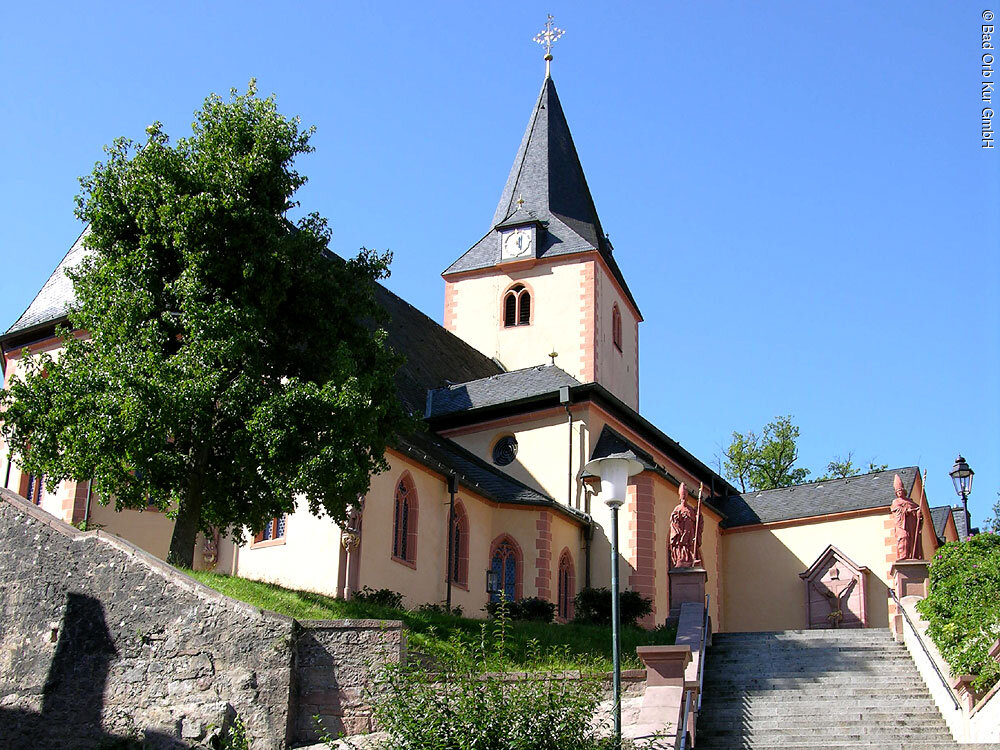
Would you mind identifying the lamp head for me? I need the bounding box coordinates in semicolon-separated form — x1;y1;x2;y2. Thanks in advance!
583;451;644;509
949;455;974;498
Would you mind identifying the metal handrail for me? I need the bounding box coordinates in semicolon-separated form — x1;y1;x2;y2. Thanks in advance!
679;595;710;750
677;686;692;750
697;594;710;711
889;587;960;711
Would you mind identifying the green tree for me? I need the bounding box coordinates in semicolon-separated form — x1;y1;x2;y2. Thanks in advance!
986;492;1000;534
723;415;810;492
817;453;888;480
1;82;410;566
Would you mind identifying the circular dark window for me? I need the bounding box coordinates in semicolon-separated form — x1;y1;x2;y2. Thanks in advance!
492;436;518;466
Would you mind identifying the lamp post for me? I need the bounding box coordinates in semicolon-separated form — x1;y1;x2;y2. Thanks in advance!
949;455;975;538
582;451;644;748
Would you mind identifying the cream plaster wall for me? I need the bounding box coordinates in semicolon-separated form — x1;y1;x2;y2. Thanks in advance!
444;259;588;379
234;501;345;597
87;501;177;561
446;409;591;510
721;512;892;632
594;263;639;409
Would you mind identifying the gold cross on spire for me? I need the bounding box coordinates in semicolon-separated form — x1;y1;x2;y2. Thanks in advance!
533;14;565;78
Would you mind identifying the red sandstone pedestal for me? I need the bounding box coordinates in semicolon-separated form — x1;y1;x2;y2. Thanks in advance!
891;559;930;599
669;567;707;619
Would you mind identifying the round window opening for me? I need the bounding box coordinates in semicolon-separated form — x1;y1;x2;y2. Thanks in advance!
492;436;518;466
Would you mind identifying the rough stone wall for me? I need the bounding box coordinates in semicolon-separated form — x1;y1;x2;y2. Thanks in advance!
0;489;405;749
295;620;405;742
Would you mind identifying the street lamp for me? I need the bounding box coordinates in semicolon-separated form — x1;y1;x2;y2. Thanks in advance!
583;450;644;748
949;455;974;537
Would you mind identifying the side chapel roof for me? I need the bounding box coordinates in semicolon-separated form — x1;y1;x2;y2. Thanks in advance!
928;505;954;544
442;77;640;316
715;467;920;529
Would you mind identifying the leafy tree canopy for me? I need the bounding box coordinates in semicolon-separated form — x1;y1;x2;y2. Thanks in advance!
723;415;810;492
1;81;411;566
817;451;888;481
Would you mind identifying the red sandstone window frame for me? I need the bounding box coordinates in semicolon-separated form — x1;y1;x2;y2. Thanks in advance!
501;283;533;328
252;515;288;548
449;500;470;589
557;548;575;621
23;473;44;505
612;304;623;353
488;533;523;602
391;472;418;568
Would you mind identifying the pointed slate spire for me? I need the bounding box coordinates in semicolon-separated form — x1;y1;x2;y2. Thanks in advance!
445;77;639;315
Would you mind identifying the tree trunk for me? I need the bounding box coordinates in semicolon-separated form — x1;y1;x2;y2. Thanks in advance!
166;445;208;567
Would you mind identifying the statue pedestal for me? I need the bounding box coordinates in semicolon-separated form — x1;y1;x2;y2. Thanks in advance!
891;559;930;599
669;567;707;619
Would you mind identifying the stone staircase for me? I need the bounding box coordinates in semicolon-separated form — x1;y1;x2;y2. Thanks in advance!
696;629;1000;750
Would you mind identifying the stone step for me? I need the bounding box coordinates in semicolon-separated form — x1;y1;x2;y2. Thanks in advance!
699;715;948;730
702;685;928;708
704;677;930;688
694;744;988;750
697;726;953;739
698;705;941;718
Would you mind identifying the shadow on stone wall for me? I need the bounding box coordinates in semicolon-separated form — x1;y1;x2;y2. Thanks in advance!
0;592;182;749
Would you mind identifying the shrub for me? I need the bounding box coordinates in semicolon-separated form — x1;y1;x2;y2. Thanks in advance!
417;602;464;617
486;596;556;623
917;533;1000;692
362;608;641;749
352;586;403;609
573;587;653;628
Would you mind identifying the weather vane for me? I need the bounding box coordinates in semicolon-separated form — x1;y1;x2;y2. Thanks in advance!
533;14;565;77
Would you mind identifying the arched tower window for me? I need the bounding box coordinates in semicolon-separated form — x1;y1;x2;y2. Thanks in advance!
449;501;470;586
502;284;532;328
489;535;522;602
612;304;623;352
392;473;418;565
557;549;575;620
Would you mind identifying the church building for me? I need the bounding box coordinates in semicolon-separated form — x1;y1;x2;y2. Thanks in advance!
0;67;966;634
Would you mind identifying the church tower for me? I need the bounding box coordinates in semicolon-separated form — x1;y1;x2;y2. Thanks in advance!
442;74;642;410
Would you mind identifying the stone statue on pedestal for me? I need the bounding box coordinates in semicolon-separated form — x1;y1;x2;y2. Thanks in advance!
891;474;923;560
669;482;702;569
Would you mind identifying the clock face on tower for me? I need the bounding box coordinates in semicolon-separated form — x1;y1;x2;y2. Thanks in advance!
500;227;534;260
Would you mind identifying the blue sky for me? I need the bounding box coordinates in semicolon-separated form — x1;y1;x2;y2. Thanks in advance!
1;2;997;525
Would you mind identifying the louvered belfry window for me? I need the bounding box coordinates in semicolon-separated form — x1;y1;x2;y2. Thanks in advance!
503;284;531;327
612;304;623;352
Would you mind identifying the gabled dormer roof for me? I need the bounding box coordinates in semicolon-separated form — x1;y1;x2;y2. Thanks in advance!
443;76;640;316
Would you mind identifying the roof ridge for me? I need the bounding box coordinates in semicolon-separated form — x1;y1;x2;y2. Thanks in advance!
738;466;918;497
433;363;577;391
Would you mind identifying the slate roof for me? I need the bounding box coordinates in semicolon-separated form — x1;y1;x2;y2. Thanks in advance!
715;467;919;529
372;284;502;415
6;228;89;336
395;429;586;523
426;364;579;418
589;425;668;479
952;506;971;541
0;229;503;417
443;77;640;316
929;505;953;543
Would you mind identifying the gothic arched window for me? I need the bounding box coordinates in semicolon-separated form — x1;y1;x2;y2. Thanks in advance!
557;549;575;620
612;304;623;352
449;501;469;586
489;536;521;602
392;473;418;565
503;284;532;328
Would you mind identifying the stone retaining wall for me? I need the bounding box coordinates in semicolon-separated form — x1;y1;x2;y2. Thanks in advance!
295;620;405;742
0;489;404;749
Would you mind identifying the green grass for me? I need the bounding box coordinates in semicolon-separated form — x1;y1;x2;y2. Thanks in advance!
187;570;675;672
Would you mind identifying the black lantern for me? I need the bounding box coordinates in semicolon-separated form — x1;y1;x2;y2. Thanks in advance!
486;569;500;598
949;455;974;499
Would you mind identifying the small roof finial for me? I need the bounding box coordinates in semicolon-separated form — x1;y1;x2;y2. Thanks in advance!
533;14;565;78
549;350;558;365
516;194;525;208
